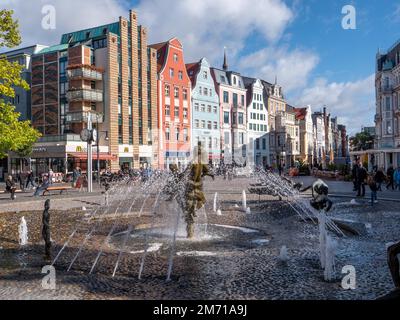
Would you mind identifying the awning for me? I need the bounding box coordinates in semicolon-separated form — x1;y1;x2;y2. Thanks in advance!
68;152;117;161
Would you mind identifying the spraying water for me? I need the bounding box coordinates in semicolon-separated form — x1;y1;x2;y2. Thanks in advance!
18;217;28;246
213;192;218;212
242;190;247;212
278;245;289;262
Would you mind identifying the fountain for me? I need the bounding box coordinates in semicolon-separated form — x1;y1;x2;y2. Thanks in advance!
18;217;28;246
213;192;218;213
242;190;247;212
278;245;289;262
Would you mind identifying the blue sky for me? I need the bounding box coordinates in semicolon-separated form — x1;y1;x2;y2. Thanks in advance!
4;0;400;134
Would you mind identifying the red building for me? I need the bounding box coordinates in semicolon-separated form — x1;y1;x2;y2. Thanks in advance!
150;38;191;169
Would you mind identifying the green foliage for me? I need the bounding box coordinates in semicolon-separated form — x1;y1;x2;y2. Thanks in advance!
0;9;41;159
350;131;374;151
327;163;337;172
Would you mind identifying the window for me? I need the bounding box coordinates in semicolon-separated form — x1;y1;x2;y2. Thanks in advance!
213;106;217;114
239;132;244;145
241;95;245;106
209;89;212;96
183;107;188;119
204;87;208;96
238;112;244;125
165;127;170;140
214;138;218;148
233;76;237;85
207;105;212;113
174;87;179;98
386;97;391;111
178;71;183;80
223;91;229;103
203;71;207;79
262;139;266;150
195;119;199;128
201;120;206;128
173;53;178;62
174;106;179;117
170;68;174;78
232;112;237;125
224;112;230;124
199;86;202;94
183;89;188;100
207;121;212;130
224;132;230;144
387;120;392;134
213;121;218;130
233;93;238;107
165;105;170;116
165;85;170;97
183;128;188;141
176;127;180;141
253;102;256;110
208;137;212;149
194;103;199;111
256;139;260;150
201;104;206;112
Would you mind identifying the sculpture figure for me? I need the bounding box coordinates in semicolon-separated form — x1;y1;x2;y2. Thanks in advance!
42;199;51;260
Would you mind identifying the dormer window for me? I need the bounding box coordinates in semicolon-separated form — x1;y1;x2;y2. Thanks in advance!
233;76;237;85
203;71;208;79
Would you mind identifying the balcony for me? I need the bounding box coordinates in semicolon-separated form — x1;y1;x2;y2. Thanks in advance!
66;89;103;102
67;64;103;81
67;68;103;81
381;85;393;94
65;111;104;124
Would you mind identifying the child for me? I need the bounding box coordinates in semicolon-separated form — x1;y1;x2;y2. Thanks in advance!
367;175;378;206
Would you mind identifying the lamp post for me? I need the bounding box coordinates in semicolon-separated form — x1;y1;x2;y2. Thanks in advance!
96;129;109;184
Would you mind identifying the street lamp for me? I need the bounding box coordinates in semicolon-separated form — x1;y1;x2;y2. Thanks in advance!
96;130;109;184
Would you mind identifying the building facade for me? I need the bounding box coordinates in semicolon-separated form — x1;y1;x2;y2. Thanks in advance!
9;10;158;175
294;105;314;164
375;42;400;169
186;58;220;165
211;53;247;165
312;111;326;167
150;38;192;169
243;77;269;167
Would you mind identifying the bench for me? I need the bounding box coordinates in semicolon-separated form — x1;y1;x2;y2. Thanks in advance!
42;185;73;196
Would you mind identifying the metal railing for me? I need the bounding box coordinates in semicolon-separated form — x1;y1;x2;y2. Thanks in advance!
66;89;103;102
67;68;103;81
38;134;82;143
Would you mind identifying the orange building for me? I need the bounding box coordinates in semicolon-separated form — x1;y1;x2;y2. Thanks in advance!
150;38;192;169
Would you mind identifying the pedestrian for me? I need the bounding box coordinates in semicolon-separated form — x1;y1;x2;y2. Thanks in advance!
25;170;36;189
18;171;26;191
352;162;359;191
72;167;81;187
374;167;386;191
387;166;395;190
394;167;400;191
367;175;378;206
356;165;367;197
34;176;50;197
48;169;54;185
278;163;282;176
5;175;17;200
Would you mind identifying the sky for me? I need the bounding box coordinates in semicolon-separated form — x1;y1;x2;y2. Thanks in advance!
3;0;400;135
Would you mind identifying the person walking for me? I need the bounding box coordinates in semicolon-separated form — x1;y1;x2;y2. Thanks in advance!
356;165;367;197
18;172;26;192
34;176;50;197
352;162;360;191
374;167;386;191
72;167;81;187
48;169;54;185
394;166;400;191
25;170;36;189
387;166;395;190
367;175;378;206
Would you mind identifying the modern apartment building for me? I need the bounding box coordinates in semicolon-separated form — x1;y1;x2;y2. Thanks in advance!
186;58;220;165
375;42;400;169
243;77;269;167
150;38;192;169
1;45;49;179
10;10;158;175
211;52;247;165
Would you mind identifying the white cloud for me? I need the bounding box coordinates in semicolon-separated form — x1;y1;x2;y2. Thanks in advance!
238;46;319;92
136;0;294;64
2;0;127;48
294;74;376;135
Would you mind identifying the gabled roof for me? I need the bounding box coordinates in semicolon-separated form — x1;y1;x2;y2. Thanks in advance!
185;61;200;86
211;67;246;89
149;41;168;73
37;44;69;54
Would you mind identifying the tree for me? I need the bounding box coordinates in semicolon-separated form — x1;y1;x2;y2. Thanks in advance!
0;9;41;159
349;131;374;151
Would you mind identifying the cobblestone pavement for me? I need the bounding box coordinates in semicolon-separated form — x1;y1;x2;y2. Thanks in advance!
0;176;399;300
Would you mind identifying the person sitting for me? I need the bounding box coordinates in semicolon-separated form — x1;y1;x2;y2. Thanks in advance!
33;176;50;197
5;175;17;200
